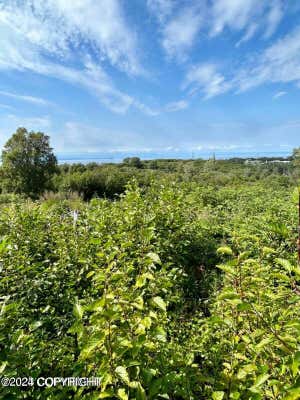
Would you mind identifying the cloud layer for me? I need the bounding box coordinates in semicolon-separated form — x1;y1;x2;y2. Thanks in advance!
0;0;147;113
183;26;300;100
0;0;295;111
0;0;299;153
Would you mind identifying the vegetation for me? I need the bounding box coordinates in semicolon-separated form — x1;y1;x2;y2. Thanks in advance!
1;128;57;198
0;130;299;399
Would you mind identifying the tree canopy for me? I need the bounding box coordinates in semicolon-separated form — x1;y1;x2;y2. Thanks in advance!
1;127;57;197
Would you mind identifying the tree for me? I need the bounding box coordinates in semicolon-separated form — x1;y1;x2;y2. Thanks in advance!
1;127;57;197
292;147;300;170
123;157;143;168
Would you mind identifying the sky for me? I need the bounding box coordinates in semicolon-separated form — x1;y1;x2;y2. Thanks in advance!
0;0;300;155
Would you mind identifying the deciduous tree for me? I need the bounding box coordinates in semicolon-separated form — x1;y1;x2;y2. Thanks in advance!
1;127;57;197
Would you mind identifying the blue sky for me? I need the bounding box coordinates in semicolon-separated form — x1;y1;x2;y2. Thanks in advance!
0;0;300;154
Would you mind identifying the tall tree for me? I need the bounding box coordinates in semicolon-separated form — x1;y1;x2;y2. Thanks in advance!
292;147;300;170
1;127;57;197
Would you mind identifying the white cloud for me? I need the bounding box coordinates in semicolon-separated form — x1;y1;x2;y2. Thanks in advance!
134;101;160;116
0;0;141;75
264;0;284;38
235;23;258;47
211;0;262;36
7;114;52;129
165;100;188;112
147;0;174;22
161;5;204;59
0;45;134;113
235;26;300;92
183;26;300;100
149;1;285;60
210;0;284;42
0;1;159;114
183;63;231;99
273;91;287;99
0;90;52;106
0;103;14;110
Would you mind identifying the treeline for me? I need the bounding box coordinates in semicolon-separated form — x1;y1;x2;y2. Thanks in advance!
0;128;299;201
52;158;294;201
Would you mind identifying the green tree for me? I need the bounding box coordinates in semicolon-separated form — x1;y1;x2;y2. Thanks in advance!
123;156;143;168
292;147;300;169
1;127;57;197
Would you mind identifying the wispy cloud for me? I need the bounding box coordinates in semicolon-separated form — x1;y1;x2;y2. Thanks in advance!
235;23;258;47
165;100;188;112
183;63;231;99
134;101;160;116
147;0;174;23
235;26;300;92
0;0;297;123
147;1;204;60
0;1;159;114
0;90;52;106
0;0;141;75
184;25;300;100
0;103;14;110
210;0;284;42
273;91;287;99
7;114;52;129
264;0;284;38
149;0;285;61
162;5;203;59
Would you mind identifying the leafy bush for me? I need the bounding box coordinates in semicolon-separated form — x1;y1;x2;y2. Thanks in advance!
0;180;299;399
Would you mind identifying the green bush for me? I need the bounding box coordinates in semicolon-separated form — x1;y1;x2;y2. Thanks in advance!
0;180;299;399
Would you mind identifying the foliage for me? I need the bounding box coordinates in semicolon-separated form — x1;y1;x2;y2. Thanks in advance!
0;161;299;399
123;157;143;169
1;128;57;198
198;246;300;399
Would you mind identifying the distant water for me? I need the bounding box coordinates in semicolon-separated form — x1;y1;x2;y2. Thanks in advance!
56;150;292;164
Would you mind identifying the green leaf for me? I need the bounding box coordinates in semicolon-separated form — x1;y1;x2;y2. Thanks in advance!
237;302;251;311
0;361;7;374
80;333;105;359
237;364;257;379
132;296;144;310
147;252;161;264
212;392;224;400
73;302;84;320
30;320;43;331
99;389;115;398
217;246;233;256
283;387;300;400
130;382;146;400
142;368;156;385
217;265;235;274
115;366;130;385
86;270;95;278
154;326;167;342
218;291;240;301
152;296;166;311
256;337;273;350
141;316;152;328
135;275;147;288
250;374;270;392
275;258;293;272
117;388;128;400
